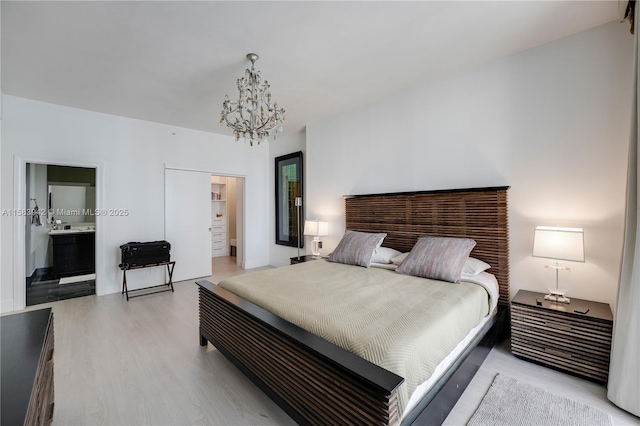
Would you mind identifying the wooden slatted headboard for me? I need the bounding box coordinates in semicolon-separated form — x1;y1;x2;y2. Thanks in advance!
345;186;510;307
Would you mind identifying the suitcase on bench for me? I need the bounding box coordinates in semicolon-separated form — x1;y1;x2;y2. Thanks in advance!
119;240;171;269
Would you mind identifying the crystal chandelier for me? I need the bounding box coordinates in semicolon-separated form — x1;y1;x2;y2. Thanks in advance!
221;53;285;146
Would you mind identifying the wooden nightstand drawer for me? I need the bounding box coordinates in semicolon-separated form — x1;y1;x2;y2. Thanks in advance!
511;290;613;383
512;306;612;351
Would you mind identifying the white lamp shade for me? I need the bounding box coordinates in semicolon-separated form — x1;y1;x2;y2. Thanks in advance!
304;220;329;237
533;226;585;262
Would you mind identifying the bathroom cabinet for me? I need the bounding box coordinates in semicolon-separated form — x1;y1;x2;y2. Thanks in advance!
50;232;95;277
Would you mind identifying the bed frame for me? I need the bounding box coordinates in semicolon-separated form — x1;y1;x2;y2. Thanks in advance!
197;186;509;425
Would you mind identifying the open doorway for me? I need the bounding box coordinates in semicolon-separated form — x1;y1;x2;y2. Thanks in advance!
210;175;244;268
164;168;245;283
25;164;97;306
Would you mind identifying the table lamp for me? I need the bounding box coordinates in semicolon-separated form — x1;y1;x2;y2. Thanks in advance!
304;220;329;258
295;197;302;258
532;226;585;303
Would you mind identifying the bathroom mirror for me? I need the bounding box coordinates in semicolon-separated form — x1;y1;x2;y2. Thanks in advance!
275;151;303;247
48;184;95;225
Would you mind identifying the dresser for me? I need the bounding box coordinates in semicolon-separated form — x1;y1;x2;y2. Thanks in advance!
211;176;229;258
211;216;228;258
1;308;55;425
511;289;613;383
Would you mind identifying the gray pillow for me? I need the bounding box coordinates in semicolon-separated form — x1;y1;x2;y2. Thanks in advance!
328;230;387;268
396;236;476;283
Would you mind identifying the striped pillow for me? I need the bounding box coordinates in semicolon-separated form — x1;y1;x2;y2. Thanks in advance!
396;236;476;283
328;230;387;268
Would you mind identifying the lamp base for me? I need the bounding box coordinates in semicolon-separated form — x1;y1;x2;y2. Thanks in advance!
311;237;322;258
544;293;570;304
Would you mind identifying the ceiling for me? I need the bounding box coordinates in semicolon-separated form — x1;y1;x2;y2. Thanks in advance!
1;1;619;137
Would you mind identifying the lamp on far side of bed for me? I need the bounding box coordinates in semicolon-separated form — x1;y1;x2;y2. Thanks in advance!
532;226;585;304
304;220;329;258
295;197;302;257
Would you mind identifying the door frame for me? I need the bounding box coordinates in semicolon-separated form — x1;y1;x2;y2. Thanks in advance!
164;165;247;269
13;155;104;311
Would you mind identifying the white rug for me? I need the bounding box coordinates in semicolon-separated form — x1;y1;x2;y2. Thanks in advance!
467;374;612;426
59;273;96;284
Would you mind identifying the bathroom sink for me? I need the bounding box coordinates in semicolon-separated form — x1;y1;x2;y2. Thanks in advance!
48;228;95;235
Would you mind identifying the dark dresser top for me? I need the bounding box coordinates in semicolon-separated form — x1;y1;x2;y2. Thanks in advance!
512;289;613;323
1;308;52;426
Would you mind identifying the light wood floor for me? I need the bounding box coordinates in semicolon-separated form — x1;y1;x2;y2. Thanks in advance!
13;257;639;425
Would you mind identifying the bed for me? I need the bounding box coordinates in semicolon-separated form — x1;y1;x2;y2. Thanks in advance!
197;186;509;425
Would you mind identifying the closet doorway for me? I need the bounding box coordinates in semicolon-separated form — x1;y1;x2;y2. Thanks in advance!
210;175;244;267
164;167;245;283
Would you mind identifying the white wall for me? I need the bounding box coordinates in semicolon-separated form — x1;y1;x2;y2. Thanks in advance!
1;95;270;312
26;163;49;275
306;21;633;311
269;129;307;266
227;177;237;240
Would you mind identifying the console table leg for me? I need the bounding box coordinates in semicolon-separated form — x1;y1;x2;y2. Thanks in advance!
200;334;208;347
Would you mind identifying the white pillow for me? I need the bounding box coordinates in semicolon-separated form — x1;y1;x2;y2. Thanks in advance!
370;262;398;271
390;252;409;265
462;257;491;275
392;252;490;275
371;247;402;264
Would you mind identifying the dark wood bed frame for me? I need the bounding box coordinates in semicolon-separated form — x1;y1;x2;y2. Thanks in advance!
197;186;510;425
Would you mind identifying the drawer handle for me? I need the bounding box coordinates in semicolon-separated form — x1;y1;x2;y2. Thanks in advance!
544;321;572;332
544;347;572;359
213;248;222;252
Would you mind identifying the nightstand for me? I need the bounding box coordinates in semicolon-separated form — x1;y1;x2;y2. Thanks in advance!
290;255;325;265
511;289;613;383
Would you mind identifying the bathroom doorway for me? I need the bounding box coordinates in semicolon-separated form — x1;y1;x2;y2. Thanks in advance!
25;164;97;306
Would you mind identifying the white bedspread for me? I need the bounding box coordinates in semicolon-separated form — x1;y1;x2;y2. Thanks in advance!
218;260;494;416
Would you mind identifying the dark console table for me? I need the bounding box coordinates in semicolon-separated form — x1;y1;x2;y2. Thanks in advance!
1;308;55;425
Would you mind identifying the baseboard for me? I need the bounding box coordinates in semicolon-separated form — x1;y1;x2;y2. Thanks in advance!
1;299;14;314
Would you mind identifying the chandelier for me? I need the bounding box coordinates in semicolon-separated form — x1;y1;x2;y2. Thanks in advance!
221;53;285;146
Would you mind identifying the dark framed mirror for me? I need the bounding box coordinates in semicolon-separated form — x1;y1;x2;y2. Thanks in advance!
275;151;303;247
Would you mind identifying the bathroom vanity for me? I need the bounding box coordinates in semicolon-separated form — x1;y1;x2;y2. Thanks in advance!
49;229;95;277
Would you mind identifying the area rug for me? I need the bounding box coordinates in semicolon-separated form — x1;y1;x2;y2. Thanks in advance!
467;374;612;426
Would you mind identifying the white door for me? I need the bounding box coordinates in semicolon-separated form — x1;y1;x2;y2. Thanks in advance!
165;169;212;282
